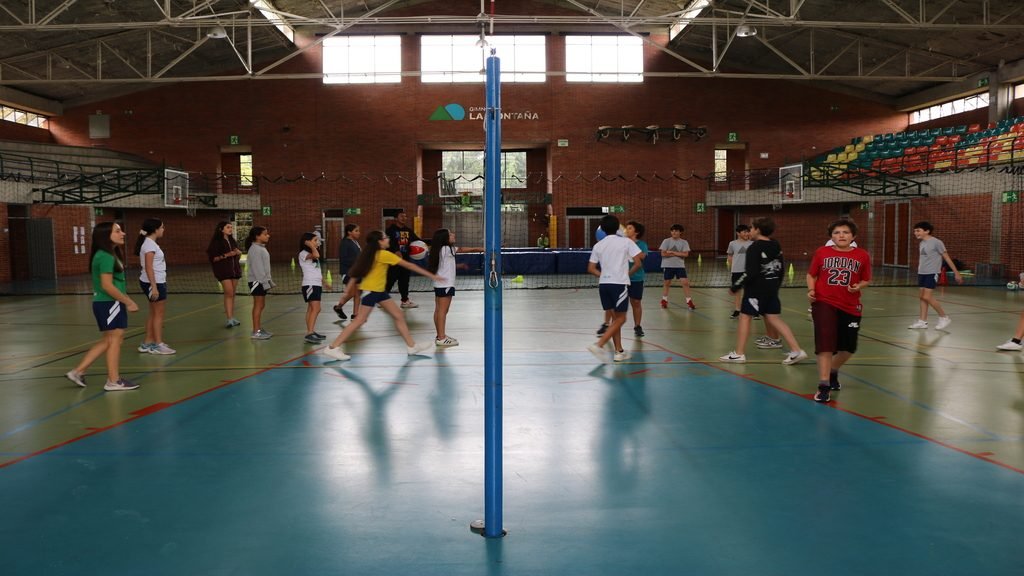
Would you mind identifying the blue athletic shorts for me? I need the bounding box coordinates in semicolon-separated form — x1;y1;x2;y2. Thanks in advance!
302;285;322;302
93;301;128;331
599;284;630;313
139;281;167;302
435;287;455;298
628;280;644;300
361;291;391;307
917;273;938;289
248;281;268;297
663;268;688;280
741;294;781;316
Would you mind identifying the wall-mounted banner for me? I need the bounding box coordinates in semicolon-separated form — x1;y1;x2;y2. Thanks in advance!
429;103;539;121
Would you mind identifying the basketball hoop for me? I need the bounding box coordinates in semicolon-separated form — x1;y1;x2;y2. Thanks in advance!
185;195;198;217
164;169;189;208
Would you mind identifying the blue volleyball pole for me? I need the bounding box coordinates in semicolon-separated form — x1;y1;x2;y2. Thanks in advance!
482;48;504;538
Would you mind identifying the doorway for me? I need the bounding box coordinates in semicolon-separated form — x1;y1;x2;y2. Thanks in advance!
322;212;347;261
883;202;911;267
566;217;603;249
716;208;736;255
27;218;56;280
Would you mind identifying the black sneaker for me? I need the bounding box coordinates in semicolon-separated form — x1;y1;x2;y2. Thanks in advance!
333;305;348;320
829;379;842;391
814;384;831;403
730;310;740;319
596;323;609;336
634;326;645;337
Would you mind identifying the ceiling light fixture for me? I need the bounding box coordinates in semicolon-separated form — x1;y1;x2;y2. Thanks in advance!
736;24;757;38
206;26;227;39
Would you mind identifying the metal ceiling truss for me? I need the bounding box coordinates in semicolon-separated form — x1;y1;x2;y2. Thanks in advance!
0;0;1021;91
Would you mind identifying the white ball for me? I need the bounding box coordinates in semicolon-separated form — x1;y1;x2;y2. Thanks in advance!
408;240;428;261
1007;282;1018;291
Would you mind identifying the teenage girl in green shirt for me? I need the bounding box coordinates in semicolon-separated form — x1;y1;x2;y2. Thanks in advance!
65;222;140;391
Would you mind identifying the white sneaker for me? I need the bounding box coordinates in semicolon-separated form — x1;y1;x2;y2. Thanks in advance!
323;346;351;362
719;351;746;363
588;343;611;363
408;341;433;356
148;343;176;355
251;330;273;340
400;300;419;309
65;370;87;388
104;378;139;391
996;340;1023;351
137;342;154;353
756;338;783;349
908;320;928;329
613;350;632;362
935;316;952;331
435;336;460;347
782;349;808;365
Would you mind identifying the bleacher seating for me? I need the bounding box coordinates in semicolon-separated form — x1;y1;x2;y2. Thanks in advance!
810;115;1024;177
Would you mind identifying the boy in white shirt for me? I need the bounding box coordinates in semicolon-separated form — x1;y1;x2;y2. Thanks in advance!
588;215;643;363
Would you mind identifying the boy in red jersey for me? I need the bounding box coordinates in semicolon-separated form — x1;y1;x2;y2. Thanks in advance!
806;219;872;403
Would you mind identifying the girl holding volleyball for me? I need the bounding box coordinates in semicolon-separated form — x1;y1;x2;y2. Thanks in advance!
323;230;442;362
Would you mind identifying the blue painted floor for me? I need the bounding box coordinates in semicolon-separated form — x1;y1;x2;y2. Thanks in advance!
1;288;1023;575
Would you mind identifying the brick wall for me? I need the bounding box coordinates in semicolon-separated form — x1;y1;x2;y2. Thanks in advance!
22;28;920;270
0;122;52;144
906;194;994;272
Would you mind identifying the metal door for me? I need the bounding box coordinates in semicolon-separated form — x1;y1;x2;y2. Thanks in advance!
27;218;56;280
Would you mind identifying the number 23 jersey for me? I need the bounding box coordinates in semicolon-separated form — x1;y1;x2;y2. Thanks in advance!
809;245;872;315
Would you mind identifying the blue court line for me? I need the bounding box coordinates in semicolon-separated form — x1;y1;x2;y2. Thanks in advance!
0;391;108;440
0;334;231;442
636;338;1024;474
838;371;1006;441
0;304;304;442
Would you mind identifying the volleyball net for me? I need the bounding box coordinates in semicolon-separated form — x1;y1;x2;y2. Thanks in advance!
7;164;1024;295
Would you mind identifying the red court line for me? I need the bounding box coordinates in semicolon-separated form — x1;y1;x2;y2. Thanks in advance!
639;340;1024;476
0;349;321;470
